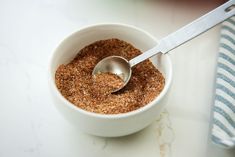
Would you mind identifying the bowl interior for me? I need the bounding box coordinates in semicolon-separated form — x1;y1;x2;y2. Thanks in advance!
50;24;172;116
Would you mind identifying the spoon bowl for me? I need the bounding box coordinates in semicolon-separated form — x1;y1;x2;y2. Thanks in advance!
92;56;131;92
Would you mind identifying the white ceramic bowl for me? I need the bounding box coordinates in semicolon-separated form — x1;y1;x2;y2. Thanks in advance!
49;23;172;137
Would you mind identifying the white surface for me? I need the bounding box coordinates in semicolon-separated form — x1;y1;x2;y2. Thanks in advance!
0;0;234;157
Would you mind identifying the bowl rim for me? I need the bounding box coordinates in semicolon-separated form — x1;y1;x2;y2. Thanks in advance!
49;23;173;119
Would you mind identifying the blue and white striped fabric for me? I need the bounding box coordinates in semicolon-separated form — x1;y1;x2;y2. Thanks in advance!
211;16;235;148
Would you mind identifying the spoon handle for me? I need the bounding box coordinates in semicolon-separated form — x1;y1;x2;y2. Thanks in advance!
129;0;235;67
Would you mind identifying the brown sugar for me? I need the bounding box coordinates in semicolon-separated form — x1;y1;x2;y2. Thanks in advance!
55;38;165;114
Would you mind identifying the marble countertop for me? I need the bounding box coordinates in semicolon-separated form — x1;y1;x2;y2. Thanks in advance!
0;0;234;156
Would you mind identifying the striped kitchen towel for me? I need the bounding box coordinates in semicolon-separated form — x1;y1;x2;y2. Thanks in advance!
211;16;235;148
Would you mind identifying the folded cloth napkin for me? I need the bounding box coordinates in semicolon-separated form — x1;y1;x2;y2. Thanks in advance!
211;16;235;148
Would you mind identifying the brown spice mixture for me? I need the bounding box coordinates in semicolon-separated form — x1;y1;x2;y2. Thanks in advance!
55;38;165;114
93;72;124;95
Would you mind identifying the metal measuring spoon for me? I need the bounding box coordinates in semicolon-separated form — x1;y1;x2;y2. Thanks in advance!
93;0;235;93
